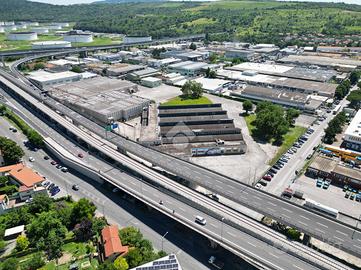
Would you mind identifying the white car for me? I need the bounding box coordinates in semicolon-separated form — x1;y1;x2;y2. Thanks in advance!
195;215;207;225
255;183;262;189
29;157;35;162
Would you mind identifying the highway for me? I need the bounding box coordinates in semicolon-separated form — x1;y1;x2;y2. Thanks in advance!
0;70;354;270
5;53;361;260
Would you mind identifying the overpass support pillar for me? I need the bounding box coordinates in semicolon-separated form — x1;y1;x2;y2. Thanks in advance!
302;234;311;246
209;239;218;249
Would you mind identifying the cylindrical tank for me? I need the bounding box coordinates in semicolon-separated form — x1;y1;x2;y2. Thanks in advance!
7;31;38;41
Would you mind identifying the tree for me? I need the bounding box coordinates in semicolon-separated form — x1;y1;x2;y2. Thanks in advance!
113;256;129;270
347;90;361;110
71;198;96;225
2;258;18;270
71;65;82;73
28;194;53;214
33;63;45;70
98;261;116;270
92;216;108;236
27;130;43;148
119;227;143;247
16;235;29;251
0;136;24;165
209;53;218;64
323;112;347;143
242;100;253;114
45;229;64;259
189;43;196;50
180;81;203;99
74;218;93;242
21;252;45;270
286;108;300;126
125;248;143;269
286;227;301;241
350;70;361;85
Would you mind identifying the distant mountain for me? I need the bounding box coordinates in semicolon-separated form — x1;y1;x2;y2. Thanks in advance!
97;0;165;3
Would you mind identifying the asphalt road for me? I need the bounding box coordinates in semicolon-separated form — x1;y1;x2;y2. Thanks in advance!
0;84;338;270
8;71;359;258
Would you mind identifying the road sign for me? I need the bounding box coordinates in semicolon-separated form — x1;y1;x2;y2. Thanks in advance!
105;125;112;131
112;123;118;129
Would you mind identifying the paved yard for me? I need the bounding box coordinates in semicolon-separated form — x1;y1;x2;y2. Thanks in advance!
135;84;182;103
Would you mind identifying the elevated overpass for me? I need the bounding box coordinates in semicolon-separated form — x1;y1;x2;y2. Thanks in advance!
0;69;354;270
6;53;361;259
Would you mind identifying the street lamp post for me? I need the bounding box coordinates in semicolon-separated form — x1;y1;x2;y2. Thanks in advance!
161;231;169;251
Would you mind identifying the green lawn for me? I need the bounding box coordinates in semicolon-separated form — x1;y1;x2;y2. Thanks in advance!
244;114;306;165
161;96;212;106
62;242;88;257
269;126;307;165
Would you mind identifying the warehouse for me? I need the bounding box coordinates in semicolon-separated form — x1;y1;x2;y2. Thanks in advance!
31;41;71;49
343;110;361;151
278;55;361;70
140;77;162;88
123;36;152;44
147;58;181;68
31;27;49;34
224;49;255;61
106;64;145;77
64;32;93;43
167;61;211;76
217;69;336;98
306;155;361;189
231;86;322;112
127;67;159;81
228;62;337;82
7;31;37;41
175;77;231;94
28;70;82;89
47;77;149;122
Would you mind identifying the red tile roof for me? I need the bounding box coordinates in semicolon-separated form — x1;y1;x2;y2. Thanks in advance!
101;225;128;258
0;163;44;188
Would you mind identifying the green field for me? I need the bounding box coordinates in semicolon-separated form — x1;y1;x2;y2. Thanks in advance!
0;33;122;51
244;114;306;165
161;96;212;106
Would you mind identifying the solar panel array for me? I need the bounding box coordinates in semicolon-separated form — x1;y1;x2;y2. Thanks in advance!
135;255;180;270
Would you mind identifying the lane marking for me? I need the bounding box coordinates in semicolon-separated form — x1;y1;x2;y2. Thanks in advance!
336;230;348;237
179;207;186;212
292;264;303;270
227;231;237;237
282;207;293;213
269;253;279;258
266;207;275;212
334;236;344;242
283;214;291;219
299;221;308;226
315;228;325;233
353;244;361;249
267;201;277;207
253;195;262;201
210;223;218;228
247;241;257;248
300;215;310;220
316;222;328;228
227;184;233;189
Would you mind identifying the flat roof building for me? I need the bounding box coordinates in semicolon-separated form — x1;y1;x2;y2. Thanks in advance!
127;67;160;81
106;64;145;77
140;77;162;88
48;77;149;122
28;70;82;89
168;61;210;76
343;110;361;151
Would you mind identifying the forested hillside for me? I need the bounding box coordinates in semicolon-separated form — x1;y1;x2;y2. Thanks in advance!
0;0;360;44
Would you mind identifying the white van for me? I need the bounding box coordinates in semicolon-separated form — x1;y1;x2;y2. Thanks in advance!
195;215;207;225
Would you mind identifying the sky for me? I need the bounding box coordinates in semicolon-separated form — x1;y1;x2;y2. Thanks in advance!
29;0;361;4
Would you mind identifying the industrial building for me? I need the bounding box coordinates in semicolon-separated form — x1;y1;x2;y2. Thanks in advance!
106;64;145;77
28;70;82;89
7;31;38;41
158;104;246;155
224;49;255;61
160;50;209;61
167;61;213;76
123;36;152;44
278;55;361;70
64;32;93;43
147;57;181;68
47;77;148;123
228;62;337;82
31;40;72;49
175;77;231;94
163;73;186;85
31;27;49;34
217;69;337;98
306;155;361;189
232;86;323;112
127;67;159;81
140;77;162;88
343;110;361;151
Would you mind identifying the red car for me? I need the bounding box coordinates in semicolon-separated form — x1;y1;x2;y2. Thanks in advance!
262;175;272;181
50;160;57;165
78;153;84;158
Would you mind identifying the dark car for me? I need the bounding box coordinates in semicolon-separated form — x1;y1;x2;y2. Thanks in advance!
51;160;57;165
72;184;79;191
44;155;50;160
47;183;55;190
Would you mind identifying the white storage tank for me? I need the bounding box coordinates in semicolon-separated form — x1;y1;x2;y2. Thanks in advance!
7;31;38;41
64;33;93;43
123;36;152;44
4;21;15;26
47;25;62;30
32;41;72;49
32;28;49;34
56;22;70;27
4;25;17;31
0;27;4;33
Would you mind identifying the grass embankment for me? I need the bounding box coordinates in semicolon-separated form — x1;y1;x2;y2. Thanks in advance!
162;95;212;106
244;114;306;165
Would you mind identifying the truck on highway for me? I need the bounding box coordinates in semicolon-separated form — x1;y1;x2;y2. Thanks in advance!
208;256;224;269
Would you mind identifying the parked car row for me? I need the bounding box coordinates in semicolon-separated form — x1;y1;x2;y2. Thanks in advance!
316;178;331;189
343;185;361;202
42;180;60;196
48;156;68;172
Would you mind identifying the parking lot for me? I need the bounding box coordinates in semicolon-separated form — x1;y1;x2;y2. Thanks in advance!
290;175;361;219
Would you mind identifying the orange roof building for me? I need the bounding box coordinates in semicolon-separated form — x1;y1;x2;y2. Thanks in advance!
0;163;44;188
100;225;128;261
